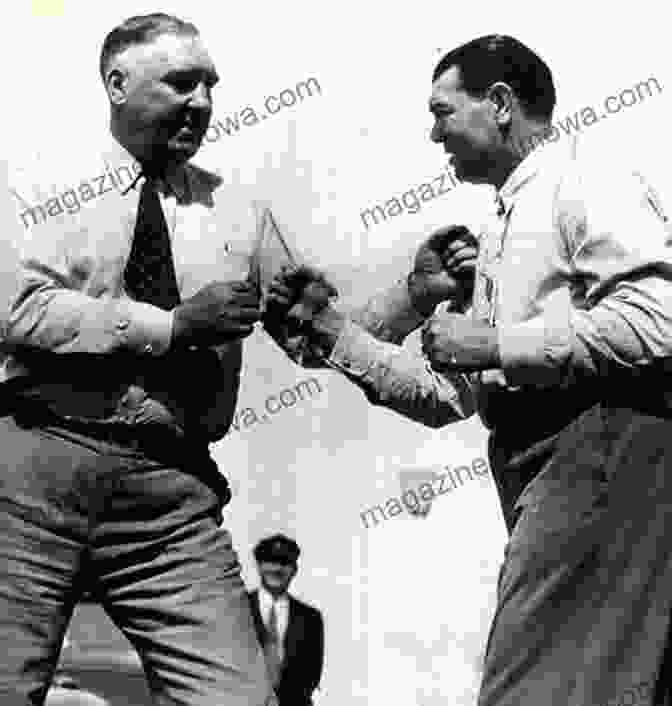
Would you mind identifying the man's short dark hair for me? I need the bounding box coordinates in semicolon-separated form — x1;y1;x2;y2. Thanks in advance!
100;13;199;81
254;534;300;565
432;34;556;121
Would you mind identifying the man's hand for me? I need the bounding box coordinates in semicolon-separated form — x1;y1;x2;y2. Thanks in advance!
263;265;339;365
265;265;338;321
409;225;478;316
421;312;500;372
171;280;261;348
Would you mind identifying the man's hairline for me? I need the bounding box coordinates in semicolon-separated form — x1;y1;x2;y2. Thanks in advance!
101;26;201;82
432;61;551;121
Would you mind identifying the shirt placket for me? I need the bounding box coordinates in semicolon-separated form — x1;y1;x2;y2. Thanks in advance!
473;198;510;326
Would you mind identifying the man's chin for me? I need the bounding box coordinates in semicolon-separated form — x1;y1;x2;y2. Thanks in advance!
167;139;203;162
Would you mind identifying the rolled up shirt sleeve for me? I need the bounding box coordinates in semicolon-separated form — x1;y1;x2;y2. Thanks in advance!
499;166;672;387
5;262;173;357
4;215;173;357
327;279;475;427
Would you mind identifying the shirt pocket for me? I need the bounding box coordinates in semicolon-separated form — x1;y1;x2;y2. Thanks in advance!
173;203;256;297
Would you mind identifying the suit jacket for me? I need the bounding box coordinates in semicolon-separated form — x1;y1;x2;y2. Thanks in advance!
247;590;324;706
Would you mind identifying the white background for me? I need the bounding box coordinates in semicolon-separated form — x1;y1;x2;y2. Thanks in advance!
1;1;671;704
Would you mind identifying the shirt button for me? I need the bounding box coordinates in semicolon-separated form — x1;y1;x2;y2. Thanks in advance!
144;344;153;353
117;319;129;331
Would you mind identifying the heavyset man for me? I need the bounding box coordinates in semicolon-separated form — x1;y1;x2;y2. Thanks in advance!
1;13;274;706
266;35;672;705
0;11;477;705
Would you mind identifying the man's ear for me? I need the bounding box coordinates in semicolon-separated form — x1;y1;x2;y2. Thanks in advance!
486;82;515;127
106;68;128;106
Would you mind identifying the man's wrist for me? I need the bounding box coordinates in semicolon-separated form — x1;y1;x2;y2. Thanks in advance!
406;272;439;318
310;306;346;356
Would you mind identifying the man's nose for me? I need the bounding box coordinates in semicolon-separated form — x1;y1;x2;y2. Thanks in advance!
189;82;212;111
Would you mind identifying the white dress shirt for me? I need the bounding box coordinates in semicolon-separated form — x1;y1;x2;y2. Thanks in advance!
258;587;289;657
326;135;672;430
3;134;261;441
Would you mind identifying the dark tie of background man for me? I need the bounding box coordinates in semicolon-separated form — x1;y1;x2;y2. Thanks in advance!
124;176;181;311
264;600;283;690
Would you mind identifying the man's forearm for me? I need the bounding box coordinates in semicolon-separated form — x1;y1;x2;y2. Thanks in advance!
316;313;474;427
5;284;173;356
499;276;672;388
349;278;431;344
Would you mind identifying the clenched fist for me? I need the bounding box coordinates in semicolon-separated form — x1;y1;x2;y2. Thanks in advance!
263;265;339;365
265;265;338;321
171;280;261;348
421;312;500;373
408;225;478;316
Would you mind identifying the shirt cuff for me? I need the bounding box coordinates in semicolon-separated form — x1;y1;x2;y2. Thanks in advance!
328;318;382;377
121;300;174;356
498;310;573;387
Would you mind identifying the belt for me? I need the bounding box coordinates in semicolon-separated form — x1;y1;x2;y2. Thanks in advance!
8;393;204;464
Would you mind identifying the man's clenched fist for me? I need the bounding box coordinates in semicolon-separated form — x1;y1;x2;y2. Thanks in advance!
171;280;261;348
408;225;478;316
265;265;338;322
421;312;500;372
262;265;339;365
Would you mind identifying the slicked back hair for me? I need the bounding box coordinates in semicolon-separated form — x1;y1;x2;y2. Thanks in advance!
100;13;199;82
433;35;556;121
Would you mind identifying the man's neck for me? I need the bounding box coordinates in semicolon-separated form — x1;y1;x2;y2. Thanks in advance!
261;586;288;602
490;119;552;191
110;120;179;179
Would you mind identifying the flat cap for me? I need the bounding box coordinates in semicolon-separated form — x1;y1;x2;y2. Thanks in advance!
253;534;300;564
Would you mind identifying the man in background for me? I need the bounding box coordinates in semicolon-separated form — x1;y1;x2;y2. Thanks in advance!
1;13;273;705
248;535;324;706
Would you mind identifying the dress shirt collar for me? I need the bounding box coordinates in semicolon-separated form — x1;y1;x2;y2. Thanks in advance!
100;132;190;202
259;586;290;614
497;135;574;215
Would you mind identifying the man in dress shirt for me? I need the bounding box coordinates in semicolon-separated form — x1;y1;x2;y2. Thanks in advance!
1;13;275;706
247;535;324;706
265;35;672;706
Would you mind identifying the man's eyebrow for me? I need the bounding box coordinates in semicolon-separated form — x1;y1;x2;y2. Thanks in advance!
163;67;219;85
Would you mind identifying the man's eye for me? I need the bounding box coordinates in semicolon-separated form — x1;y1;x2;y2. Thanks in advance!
169;77;198;93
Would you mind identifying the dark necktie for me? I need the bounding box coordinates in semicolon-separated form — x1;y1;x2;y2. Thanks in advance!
264;600;283;690
124;177;181;310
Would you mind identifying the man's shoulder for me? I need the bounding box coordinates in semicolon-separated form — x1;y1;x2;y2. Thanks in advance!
554;135;648;195
8;136;139;235
289;594;322;621
184;157;259;233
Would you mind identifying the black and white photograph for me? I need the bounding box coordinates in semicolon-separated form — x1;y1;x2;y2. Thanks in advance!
1;2;671;704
